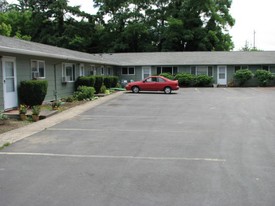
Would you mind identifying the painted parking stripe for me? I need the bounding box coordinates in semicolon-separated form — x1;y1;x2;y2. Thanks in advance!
0;152;226;162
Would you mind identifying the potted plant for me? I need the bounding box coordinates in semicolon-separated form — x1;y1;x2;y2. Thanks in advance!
19;104;28;121
31;105;41;122
0;111;8;125
51;100;61;110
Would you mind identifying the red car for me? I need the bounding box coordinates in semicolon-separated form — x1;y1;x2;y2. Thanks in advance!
125;76;179;94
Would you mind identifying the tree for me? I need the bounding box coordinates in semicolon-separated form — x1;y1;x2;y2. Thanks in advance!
94;0;235;52
240;41;262;51
0;0;8;12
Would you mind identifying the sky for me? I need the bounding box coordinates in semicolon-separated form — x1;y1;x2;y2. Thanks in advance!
6;0;275;51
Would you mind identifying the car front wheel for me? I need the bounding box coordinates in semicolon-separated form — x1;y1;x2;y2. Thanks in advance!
132;86;140;93
164;86;172;94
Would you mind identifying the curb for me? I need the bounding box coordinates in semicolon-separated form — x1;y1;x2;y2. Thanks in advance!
0;91;124;147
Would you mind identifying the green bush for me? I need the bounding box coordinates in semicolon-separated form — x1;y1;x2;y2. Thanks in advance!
19;80;48;106
111;76;119;87
73;86;95;101
75;76;95;90
234;69;253;86
94;76;104;93
194;75;214;87
175;73;194;87
100;84;107;93
160;73;174;80
254;69;274;86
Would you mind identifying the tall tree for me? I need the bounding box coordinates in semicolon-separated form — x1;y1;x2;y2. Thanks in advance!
94;0;235;52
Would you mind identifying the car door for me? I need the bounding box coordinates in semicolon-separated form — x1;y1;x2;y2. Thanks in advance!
155;77;167;90
140;77;157;91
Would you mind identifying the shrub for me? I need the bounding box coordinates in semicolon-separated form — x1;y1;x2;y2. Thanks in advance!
234;69;253;86
73;86;95;101
194;75;214;87
254;69;274;86
112;76;119;87
103;76;115;88
160;73;174;80
94;76;104;93
19;80;48;106
175;73;194;87
100;84;107;93
75;76;95;90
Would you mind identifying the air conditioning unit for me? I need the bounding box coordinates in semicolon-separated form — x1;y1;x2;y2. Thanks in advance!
32;72;39;79
62;76;71;83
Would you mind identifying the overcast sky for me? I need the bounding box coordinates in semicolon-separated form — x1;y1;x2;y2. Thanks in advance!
6;0;275;51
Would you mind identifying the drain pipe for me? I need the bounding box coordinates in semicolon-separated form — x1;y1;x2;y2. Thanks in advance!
54;63;57;101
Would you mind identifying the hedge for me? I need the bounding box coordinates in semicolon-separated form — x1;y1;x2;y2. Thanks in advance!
175;73;213;87
19;80;48;106
75;76;95;90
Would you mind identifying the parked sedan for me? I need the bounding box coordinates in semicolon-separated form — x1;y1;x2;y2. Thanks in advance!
125;76;179;94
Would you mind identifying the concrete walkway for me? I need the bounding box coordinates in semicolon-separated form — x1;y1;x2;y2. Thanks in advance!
0;91;124;147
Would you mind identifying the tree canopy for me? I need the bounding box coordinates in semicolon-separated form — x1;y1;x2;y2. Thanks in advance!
0;0;235;52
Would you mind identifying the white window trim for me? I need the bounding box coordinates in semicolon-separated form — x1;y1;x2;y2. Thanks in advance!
31;60;46;79
62;63;76;82
79;63;85;76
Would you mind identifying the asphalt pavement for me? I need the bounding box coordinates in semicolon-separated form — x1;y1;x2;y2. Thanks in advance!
0;88;275;206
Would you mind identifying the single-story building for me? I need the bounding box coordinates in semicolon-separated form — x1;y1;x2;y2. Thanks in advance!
1;35;275;111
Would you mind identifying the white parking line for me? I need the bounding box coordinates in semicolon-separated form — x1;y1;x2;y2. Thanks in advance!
0;152;226;162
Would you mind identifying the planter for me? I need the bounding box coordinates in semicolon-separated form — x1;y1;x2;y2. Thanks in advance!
32;115;39;122
20;113;27;121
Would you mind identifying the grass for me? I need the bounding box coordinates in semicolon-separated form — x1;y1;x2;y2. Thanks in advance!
0;142;11;150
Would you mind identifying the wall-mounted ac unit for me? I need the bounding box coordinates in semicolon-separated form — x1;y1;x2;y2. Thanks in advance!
62;76;71;83
32;72;39;79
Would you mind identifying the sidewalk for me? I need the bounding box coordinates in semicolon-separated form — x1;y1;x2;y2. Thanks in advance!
0;91;124;147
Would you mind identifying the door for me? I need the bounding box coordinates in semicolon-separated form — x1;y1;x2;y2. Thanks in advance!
217;66;227;85
2;57;18;110
142;67;151;79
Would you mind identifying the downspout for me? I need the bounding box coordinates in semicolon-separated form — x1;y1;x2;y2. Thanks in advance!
54;63;57;101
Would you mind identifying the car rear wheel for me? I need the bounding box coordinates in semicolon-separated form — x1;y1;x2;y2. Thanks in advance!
164;86;172;94
132;86;140;93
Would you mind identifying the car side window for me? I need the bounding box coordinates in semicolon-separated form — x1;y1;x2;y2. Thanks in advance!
158;77;166;82
145;78;152;82
146;77;157;82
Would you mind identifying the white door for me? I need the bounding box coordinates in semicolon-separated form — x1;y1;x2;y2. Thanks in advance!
217;66;227;85
142;67;151;79
2;57;18;110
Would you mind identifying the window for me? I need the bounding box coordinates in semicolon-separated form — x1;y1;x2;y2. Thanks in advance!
31;60;45;79
270;66;275;74
90;65;96;75
262;65;269;71
157;66;178;75
208;66;213;77
62;63;76;82
107;67;112;75
190;66;213;76
191;66;196;75
197;66;208;75
79;64;85;76
122;67;135;75
101;67;105;75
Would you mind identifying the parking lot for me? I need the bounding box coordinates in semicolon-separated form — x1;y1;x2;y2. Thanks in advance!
0;88;275;206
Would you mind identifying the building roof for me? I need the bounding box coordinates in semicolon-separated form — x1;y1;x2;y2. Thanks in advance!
102;51;275;66
0;35;115;65
1;35;275;66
